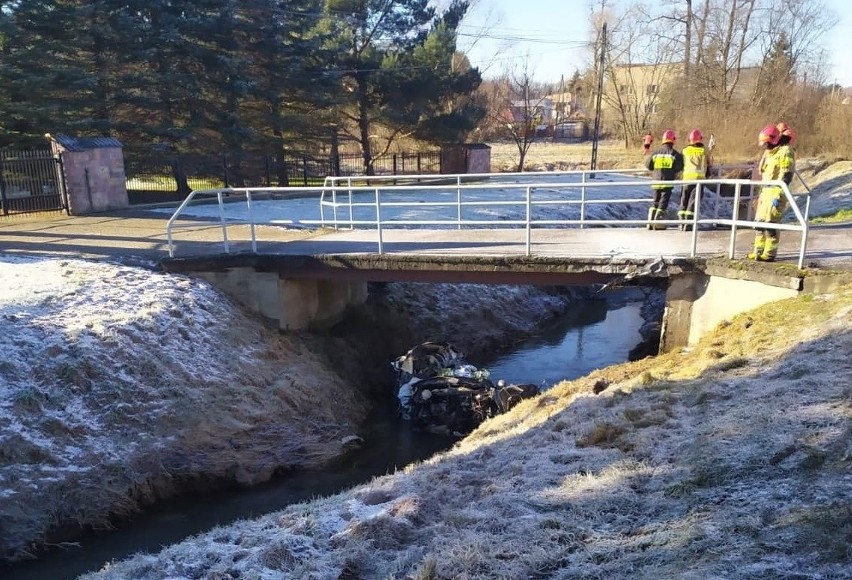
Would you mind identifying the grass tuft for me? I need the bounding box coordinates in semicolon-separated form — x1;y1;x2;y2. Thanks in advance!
576;421;629;449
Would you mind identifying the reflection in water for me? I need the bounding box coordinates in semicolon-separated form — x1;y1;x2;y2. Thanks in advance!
1;297;645;580
484;301;643;386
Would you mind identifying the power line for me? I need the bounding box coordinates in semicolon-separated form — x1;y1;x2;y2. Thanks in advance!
457;32;590;46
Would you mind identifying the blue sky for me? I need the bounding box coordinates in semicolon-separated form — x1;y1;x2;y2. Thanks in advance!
457;0;852;87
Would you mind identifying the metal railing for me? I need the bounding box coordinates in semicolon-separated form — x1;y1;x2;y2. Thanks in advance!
165;168;811;268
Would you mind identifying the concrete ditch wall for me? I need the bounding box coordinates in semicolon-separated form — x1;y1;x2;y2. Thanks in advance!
192;267;368;331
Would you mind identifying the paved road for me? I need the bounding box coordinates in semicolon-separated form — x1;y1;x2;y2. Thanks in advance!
1;208;850;270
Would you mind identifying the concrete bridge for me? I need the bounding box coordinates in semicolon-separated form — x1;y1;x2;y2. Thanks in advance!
3;165;849;355
157;169;851;353
161;241;851;353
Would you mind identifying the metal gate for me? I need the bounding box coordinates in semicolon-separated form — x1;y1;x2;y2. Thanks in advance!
0;149;67;215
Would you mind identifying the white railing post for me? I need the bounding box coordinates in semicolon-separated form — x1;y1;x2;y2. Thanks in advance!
320;178;327;226
217;190;230;254
457;175;462;230
580;171;587;229
166;191;194;258
347;177;354;229
779;182;809;270
375;188;383;254
728;182;741;259
332;183;339;231
690;183;700;257
246;191;257;253
798;222;809;270
525;186;532;256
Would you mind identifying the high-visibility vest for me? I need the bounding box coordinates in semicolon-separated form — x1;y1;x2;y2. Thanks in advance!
682;144;708;180
759;146;792;183
775;144;795;175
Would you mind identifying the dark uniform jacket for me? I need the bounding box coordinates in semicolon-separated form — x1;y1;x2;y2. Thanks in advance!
645;143;684;189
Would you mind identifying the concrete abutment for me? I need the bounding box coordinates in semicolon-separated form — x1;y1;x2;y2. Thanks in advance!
193;268;368;331
658;261;852;352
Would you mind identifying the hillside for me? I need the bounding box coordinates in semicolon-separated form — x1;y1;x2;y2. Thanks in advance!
0;256;590;563
83;285;852;579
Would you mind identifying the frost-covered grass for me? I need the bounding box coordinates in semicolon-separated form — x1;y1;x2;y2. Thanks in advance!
0;256;370;561
84;287;852;579
0;255;593;564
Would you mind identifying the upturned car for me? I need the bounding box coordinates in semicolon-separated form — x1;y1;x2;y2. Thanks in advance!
392;341;539;436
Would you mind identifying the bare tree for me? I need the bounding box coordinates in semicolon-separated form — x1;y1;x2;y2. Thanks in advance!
482;60;553;171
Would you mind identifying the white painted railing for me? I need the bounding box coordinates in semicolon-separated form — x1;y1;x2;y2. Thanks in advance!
165;168;811;268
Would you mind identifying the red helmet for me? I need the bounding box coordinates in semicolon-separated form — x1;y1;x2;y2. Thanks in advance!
758;124;780;146
688;129;703;144
661;129;676;144
776;122;796;144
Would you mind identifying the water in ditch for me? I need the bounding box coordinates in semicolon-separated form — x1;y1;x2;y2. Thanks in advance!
1;294;645;580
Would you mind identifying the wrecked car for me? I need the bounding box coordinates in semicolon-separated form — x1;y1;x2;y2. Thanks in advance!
392;341;540;436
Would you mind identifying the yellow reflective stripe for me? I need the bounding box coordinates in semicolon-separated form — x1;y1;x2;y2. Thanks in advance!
653;154;674;169
683;172;703;179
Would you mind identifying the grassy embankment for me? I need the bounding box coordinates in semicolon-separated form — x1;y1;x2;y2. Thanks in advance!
85;282;852;579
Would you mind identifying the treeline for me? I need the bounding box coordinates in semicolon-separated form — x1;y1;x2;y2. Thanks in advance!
583;0;849;159
0;0;484;174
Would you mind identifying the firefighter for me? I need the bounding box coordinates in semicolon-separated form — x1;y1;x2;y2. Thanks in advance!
677;128;710;231
642;131;654;155
645;129;684;230
749;124;794;261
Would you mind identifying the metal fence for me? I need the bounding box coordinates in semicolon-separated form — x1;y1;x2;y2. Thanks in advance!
124;150;442;204
0;149;66;215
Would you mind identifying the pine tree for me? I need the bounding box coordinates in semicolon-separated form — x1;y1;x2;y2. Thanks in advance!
0;0;122;145
323;0;482;174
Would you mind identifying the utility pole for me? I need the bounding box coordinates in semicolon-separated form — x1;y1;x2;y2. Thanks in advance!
590;21;607;175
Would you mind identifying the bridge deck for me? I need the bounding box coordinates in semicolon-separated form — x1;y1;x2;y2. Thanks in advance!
2;211;849;272
174;224;850;266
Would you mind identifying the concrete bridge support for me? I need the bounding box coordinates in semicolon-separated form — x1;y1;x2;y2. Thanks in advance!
659;265;802;353
193;267;368;331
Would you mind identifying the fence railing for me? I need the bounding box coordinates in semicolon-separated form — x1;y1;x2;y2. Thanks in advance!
0;149;66;215
166;168;811;268
125;150;442;203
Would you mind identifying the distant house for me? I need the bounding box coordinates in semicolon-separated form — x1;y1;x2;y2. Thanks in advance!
598;62;762;118
546;91;586;121
508;98;552;124
508;92;584;124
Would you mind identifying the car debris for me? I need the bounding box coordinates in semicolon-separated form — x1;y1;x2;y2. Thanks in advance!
391;341;540;436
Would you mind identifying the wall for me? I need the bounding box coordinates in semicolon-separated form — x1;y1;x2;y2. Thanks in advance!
466;145;491;173
440;144;491;174
51;145;129;215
